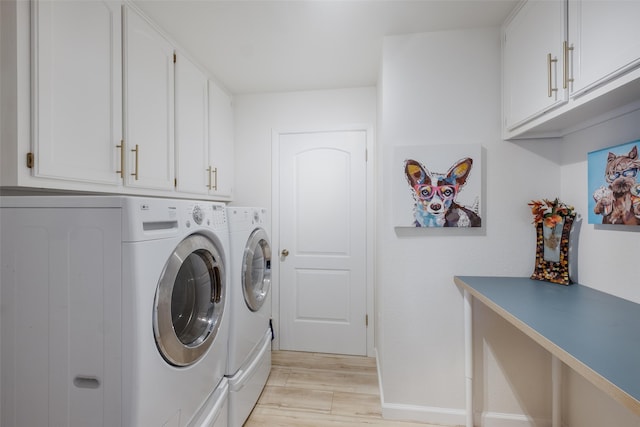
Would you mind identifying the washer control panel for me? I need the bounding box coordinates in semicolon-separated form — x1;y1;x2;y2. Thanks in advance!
192;204;204;225
184;202;227;230
211;204;227;227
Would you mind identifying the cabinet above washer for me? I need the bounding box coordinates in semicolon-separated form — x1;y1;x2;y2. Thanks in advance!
0;0;234;201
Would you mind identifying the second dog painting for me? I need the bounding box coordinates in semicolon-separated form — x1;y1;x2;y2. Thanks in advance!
588;139;640;226
394;144;482;228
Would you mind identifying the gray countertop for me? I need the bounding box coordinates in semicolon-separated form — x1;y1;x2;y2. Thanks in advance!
454;275;640;417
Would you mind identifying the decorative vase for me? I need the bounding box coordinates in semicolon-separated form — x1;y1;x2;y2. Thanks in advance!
531;214;575;285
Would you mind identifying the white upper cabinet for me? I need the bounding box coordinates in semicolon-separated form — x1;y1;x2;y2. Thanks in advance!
503;0;567;131
174;53;235;200
123;5;175;191
174;52;209;195
3;0;234;199
503;0;640;139
567;0;640;97
32;0;122;185
207;80;234;199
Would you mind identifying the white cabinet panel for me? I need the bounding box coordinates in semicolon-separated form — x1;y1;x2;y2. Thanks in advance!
175;52;209;195
503;0;567;130
503;0;640;139
32;0;122;185
207;80;234;198
568;0;640;97
0;207;122;427
123;5;175;191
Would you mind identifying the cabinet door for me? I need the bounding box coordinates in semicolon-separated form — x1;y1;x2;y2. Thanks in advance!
503;0;567;130
568;0;640;97
123;6;175;191
175;53;209;195
207;80;234;198
32;0;122;185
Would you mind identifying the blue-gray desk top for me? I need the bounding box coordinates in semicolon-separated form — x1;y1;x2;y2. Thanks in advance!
454;276;640;416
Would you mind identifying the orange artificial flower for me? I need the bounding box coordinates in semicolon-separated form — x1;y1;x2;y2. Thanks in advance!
543;214;563;228
528;198;575;225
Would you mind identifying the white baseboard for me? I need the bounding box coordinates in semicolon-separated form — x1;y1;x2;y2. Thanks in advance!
381;406;552;427
374;348;466;425
480;411;552;427
374;349;553;427
382;402;467;426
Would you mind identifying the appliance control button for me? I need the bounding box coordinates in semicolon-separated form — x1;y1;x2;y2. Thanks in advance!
192;205;203;225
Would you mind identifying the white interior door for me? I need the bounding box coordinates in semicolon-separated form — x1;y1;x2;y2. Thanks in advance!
277;129;367;356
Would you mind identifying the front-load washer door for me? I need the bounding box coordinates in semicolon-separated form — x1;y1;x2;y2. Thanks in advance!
242;228;272;312
154;234;226;366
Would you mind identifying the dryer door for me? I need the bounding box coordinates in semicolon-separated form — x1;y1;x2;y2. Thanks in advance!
154;234;226;366
242;228;272;312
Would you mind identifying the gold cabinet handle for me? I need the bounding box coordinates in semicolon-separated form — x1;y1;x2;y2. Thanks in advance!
206;166;218;191
547;53;558;98
131;144;139;180
563;41;574;89
116;141;124;179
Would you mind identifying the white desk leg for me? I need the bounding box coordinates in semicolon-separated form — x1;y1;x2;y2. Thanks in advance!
552;355;562;427
464;290;473;427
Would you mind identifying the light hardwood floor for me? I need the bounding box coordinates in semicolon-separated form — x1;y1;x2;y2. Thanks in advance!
244;350;448;427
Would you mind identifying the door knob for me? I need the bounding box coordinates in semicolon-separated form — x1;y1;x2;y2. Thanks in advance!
281;249;289;257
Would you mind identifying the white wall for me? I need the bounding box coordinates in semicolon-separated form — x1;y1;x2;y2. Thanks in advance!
558;110;640;427
560;110;640;303
378;27;567;426
232;88;376;209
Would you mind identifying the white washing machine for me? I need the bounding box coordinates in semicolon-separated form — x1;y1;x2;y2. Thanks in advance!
0;196;229;427
225;207;273;427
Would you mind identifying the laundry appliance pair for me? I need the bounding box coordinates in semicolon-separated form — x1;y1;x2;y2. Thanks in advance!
225;206;273;427
0;196;231;427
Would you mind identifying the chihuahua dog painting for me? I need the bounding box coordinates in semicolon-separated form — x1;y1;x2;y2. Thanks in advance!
403;156;481;227
589;142;640;225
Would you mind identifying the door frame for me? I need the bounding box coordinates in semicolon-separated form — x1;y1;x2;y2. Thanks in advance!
271;125;375;357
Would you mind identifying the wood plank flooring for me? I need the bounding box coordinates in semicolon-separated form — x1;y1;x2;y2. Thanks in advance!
244;350;447;427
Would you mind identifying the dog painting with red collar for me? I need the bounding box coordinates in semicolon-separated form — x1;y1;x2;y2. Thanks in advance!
404;157;481;227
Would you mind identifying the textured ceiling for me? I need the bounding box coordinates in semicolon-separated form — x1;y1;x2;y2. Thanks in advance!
134;0;518;94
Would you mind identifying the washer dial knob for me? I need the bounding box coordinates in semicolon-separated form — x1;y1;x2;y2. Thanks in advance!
192;205;203;225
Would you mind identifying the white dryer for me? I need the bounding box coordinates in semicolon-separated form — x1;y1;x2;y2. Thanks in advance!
0;196;230;427
225;207;273;427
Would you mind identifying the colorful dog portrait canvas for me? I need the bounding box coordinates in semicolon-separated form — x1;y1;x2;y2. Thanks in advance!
588;139;640;226
393;144;482;228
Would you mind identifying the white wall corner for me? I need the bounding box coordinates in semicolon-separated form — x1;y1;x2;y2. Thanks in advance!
376;345;466;427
